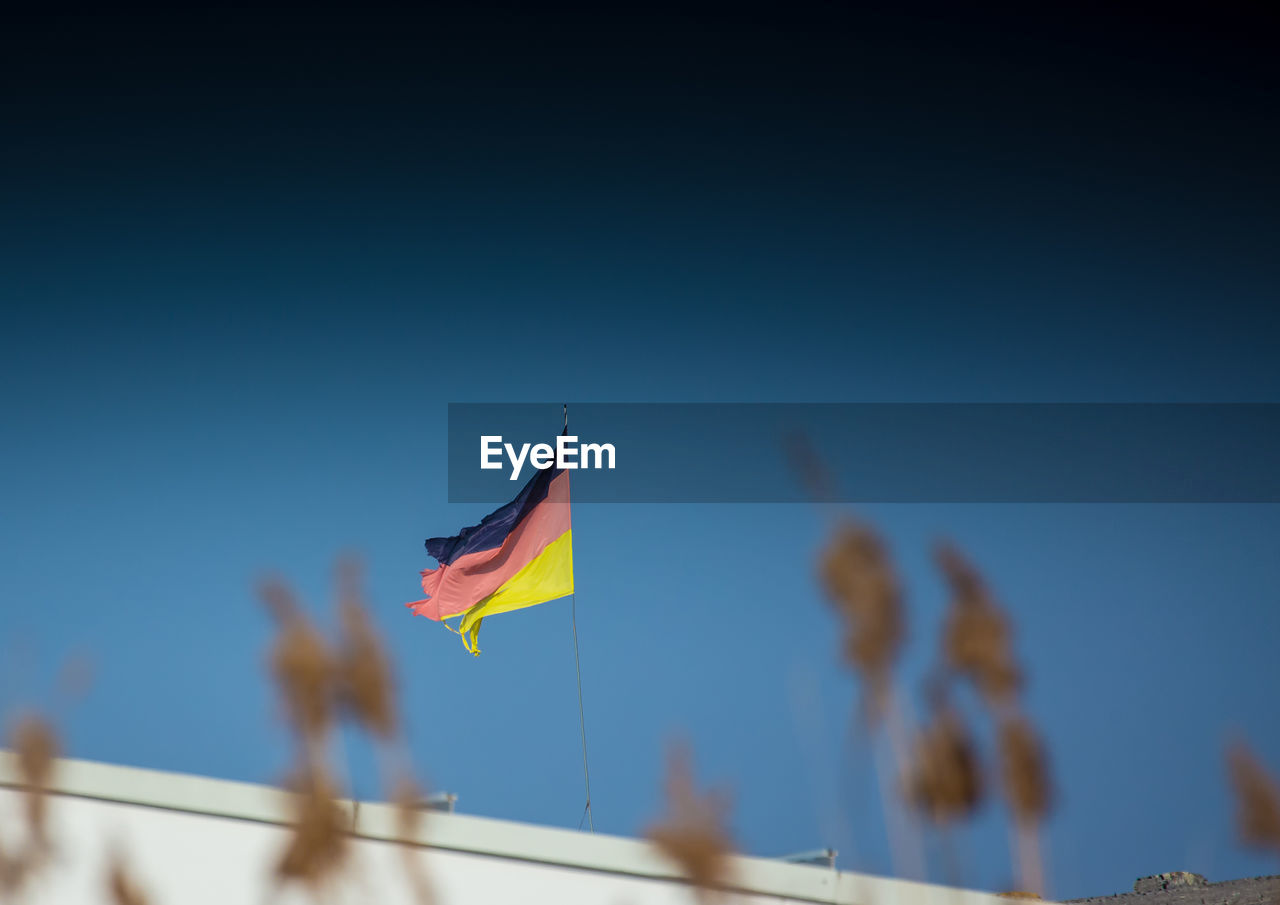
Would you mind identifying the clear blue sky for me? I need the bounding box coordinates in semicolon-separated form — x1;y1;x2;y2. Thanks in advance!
3;5;1279;899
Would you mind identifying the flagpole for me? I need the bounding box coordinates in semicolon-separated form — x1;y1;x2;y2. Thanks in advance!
571;592;594;832
565;403;595;832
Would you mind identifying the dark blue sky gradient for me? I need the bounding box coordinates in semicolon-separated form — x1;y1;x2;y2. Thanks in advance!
3;4;1279;899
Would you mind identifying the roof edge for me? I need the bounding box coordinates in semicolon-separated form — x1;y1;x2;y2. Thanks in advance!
0;750;1035;905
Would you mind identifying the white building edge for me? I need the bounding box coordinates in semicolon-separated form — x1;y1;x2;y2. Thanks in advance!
0;750;1036;905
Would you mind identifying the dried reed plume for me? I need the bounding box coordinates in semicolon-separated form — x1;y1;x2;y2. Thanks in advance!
0;833;23;897
0;713;60;897
262;565;435;903
905;704;984;824
785;432;839;504
935;544;1021;710
393;775;437;905
337;558;435;904
276;766;351;887
12;713;58;848
820;520;904;720
999;715;1051;897
998;717;1051;823
335;558;397;741
56;653;95;703
1227;741;1280;854
0;842;19;897
646;744;734;899
930;542;1052;894
263;579;337;748
261;577;348;895
107;849;152;905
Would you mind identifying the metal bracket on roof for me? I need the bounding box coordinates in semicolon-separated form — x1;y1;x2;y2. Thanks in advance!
424;791;457;813
779;848;837;869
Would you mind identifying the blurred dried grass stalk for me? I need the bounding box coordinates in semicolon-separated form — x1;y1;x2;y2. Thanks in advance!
335;558;435;904
55;653;96;704
819;516;923;877
999;713;1051;895
261;561;435;903
263;579;337;753
1227;741;1280;854
107;848;152;905
0;843;20;899
393;775;437;905
261;576;349;894
0;713;60;898
13;714;57;849
335;558;397;741
646;744;734;899
905;704;984;824
933;542;1050;894
935;544;1021;710
276;766;350;887
785;432;839;504
820;520;904;721
999;717;1052;825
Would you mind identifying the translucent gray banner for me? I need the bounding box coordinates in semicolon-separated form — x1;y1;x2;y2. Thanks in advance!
447;403;1280;503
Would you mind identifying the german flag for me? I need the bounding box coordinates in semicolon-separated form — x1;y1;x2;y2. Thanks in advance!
407;464;573;655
